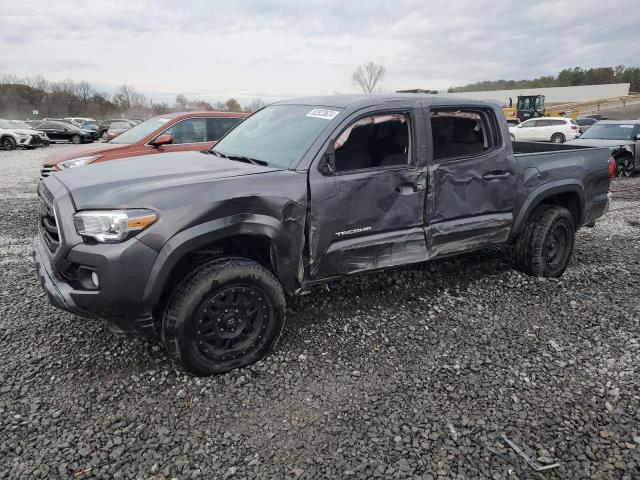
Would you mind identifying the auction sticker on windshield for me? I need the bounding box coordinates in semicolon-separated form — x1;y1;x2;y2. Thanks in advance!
306;108;340;120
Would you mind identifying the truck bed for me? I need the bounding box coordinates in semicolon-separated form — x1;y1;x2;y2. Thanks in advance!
512;141;596;155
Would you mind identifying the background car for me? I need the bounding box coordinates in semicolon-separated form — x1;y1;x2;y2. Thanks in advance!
103;120;134;141
41;111;248;175
566;119;640;176
33;120;95;144
576;117;598;134
0;119;49;150
509;117;579;143
97;119;138;140
65;118;101;140
9;120;50;146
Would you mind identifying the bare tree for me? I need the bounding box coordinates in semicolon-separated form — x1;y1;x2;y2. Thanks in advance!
113;84;136;110
243;98;267;112
175;94;188;110
351;62;386;93
76;80;95;110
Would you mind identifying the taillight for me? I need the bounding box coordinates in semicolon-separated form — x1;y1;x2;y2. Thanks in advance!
571;125;578;129
608;157;616;179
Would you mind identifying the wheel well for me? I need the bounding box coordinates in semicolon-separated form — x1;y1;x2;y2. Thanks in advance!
153;235;274;318
537;192;582;225
614;151;633;160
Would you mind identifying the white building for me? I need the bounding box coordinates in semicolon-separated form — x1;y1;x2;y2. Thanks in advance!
442;83;630;106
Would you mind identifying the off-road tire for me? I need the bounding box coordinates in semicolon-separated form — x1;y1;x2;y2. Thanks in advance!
2;136;16;151
162;257;286;376
514;205;575;278
71;135;81;144
550;133;565;144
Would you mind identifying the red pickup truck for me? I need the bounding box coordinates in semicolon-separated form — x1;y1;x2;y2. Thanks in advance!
41;111;248;178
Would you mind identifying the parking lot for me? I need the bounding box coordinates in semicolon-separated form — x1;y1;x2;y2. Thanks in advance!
0;146;639;478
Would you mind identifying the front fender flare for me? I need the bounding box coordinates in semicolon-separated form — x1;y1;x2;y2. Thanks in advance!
142;213;299;304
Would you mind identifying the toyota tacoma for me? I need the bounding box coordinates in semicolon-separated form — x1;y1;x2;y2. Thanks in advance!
34;94;613;375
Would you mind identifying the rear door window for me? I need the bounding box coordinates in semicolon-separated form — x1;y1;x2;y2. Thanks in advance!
430;109;498;161
208;117;242;141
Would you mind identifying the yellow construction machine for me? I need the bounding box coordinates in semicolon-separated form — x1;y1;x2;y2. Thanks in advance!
502;95;578;124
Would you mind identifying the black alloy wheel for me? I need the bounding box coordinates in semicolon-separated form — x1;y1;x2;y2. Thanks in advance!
2;137;16;150
616;156;635;177
163;257;286;376
193;286;272;363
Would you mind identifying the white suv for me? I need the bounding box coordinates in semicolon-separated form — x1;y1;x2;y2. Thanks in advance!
0;119;49;150
509;117;580;143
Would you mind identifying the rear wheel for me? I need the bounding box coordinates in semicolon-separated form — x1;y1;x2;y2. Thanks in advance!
162;257;286;376
550;133;565;144
615;155;635;177
71;135;81;144
2;137;16;151
514;205;575;278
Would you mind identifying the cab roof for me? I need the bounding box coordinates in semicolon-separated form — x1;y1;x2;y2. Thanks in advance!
278;93;502;111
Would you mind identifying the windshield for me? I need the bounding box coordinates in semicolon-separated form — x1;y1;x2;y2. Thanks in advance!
212;105;341;169
0;120;17;129
109;117;172;144
580;123;637;140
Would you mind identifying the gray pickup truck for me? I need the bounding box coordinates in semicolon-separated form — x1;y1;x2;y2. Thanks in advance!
34;94;613;375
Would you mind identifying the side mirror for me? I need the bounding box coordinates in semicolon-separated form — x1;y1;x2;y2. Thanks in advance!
152;134;173;147
319;142;336;175
635;133;640;141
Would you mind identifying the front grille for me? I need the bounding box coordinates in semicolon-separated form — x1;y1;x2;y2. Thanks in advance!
30;135;43;146
38;189;60;254
41;164;55;178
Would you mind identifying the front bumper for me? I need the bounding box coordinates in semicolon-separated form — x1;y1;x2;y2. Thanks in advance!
17;135;45;148
33;218;161;337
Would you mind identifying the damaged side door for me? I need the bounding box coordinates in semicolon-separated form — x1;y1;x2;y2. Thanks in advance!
306;106;429;279
425;106;517;256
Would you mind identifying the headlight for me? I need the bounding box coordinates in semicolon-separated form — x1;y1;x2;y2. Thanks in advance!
73;209;158;243
18;134;30;140
58;155;102;169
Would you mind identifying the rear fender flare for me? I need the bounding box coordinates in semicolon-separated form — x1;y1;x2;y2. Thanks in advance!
511;180;585;237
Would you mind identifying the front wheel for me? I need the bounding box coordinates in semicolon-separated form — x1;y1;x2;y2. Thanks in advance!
514;205;575;278
71;135;81;144
162;258;286;376
2;137;16;150
550;133;565;144
615;156;635;177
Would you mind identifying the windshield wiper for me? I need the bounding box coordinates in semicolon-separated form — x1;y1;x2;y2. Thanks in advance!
227;155;268;166
210;150;268;166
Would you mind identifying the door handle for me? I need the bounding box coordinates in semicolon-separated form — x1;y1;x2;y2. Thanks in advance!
483;171;511;180
396;183;425;194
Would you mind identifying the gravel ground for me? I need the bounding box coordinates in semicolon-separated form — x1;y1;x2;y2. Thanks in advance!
1;146;639;479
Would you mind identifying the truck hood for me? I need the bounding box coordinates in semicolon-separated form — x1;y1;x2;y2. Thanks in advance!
45;142;132;165
565;138;635;148
53;151;281;208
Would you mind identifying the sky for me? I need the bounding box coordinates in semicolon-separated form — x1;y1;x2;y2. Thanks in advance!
2;0;639;105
